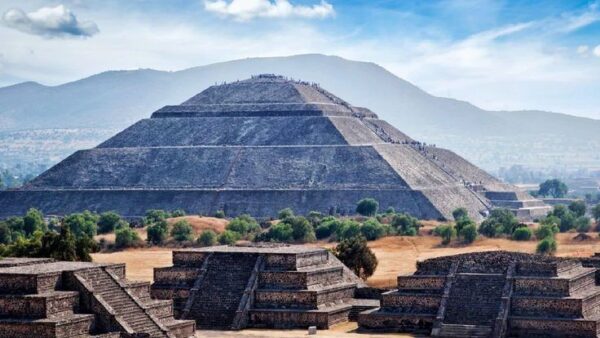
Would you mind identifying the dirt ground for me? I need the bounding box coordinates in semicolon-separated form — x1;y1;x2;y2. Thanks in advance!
198;322;422;337
91;231;600;287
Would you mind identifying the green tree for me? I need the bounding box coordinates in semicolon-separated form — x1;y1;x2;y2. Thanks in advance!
39;226;77;261
218;230;240;245
97;212;122;234
5;217;24;237
360;219;387;241
538;179;568;198
144;209;170;225
356;198;379;217
336;220;361;241
334;235;378;280
197;230;217;247
23;208;45;236
452;207;469;221
536;218;560;239
455;217;476;235
289;216;315;243
214;210;226;219
170;220;193;242
391;213;421;236
478;209;518;237
512;227;533;241
146;220;168;245
75;235;98;262
0;222;12;244
226;214;260;236
277;208;294;221
171;209;186;217
63;211;98;238
575;216;591;233
115;226;141;249
459;224;478;244
307;211;323;228
569;200;587;218
536;237;557;255
265;223;293;242
435;225;456;245
592;204;600;223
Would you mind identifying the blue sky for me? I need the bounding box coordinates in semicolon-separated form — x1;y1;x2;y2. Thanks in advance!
1;0;599;118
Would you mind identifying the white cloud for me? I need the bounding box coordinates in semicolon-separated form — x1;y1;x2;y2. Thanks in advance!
577;45;589;54
594;45;600;57
203;0;334;21
2;5;98;38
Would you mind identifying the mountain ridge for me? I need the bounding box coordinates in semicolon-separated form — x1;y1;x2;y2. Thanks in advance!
1;54;599;171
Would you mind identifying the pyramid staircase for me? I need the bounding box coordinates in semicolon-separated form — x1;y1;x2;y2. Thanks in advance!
0;258;195;338
358;251;600;338
151;245;374;330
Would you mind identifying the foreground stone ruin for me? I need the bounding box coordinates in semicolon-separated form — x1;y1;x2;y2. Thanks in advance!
0;258;195;337
151;244;378;330
358;251;600;338
0;74;548;220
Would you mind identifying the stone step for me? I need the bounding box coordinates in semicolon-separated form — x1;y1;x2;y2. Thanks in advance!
0;291;79;319
380;291;441;314
438;324;492;338
259;264;344;290
249;303;352;329
0;313;94;338
254;282;355;309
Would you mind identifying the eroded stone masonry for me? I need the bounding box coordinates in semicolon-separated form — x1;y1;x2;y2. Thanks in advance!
0;74;548;220
0;258;195;338
150;244;378;330
358;251;600;338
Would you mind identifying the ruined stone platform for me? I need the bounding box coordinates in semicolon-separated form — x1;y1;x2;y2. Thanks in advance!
0;257;195;338
151;244;378;330
358;251;600;338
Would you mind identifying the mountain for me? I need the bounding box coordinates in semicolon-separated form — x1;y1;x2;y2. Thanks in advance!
1;54;599;172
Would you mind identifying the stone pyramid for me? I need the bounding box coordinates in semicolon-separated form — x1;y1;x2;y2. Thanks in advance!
0;74;548;219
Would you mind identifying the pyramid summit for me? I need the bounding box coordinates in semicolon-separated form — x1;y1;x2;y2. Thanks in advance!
0;74;548;219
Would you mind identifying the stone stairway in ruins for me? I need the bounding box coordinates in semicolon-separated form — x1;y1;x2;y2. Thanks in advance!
439;273;505;337
75;268;169;338
183;252;259;329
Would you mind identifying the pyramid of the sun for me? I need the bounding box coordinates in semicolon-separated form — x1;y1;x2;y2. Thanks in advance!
0;74;548;219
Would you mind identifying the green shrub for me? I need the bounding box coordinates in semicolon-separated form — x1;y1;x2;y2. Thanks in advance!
63;211;98;238
277;208;294;221
512;227;533;241
356;198;379;216
336;220;361;241
97;212;122;234
143;209;171;225
0;223;12;245
214;210;226;218
197;230;217;247
289;216;316;243
568;200;586;217
575;216;591;233
226;214;260;236
456;217;476;235
360;219;387;241
385;207;395;214
478;208;518;237
435;225;456;245
315;224;333;239
391;213;421;236
452;207;469;221
536;223;559;240
460;224;478;244
23;208;46;236
146;220;168;245
333;235;377;279
536;237;557;255
170;220;193;242
115;226;141;249
171;209;186;217
307;211;323;227
218;230;240;245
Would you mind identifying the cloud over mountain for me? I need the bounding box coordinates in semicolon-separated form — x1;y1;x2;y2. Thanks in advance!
2;5;98;38
204;0;334;21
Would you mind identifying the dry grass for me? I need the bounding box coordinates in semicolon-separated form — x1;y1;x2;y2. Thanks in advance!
167;216;228;235
92;229;600;287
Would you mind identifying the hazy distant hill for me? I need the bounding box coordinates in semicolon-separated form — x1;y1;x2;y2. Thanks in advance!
1;54;599;172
